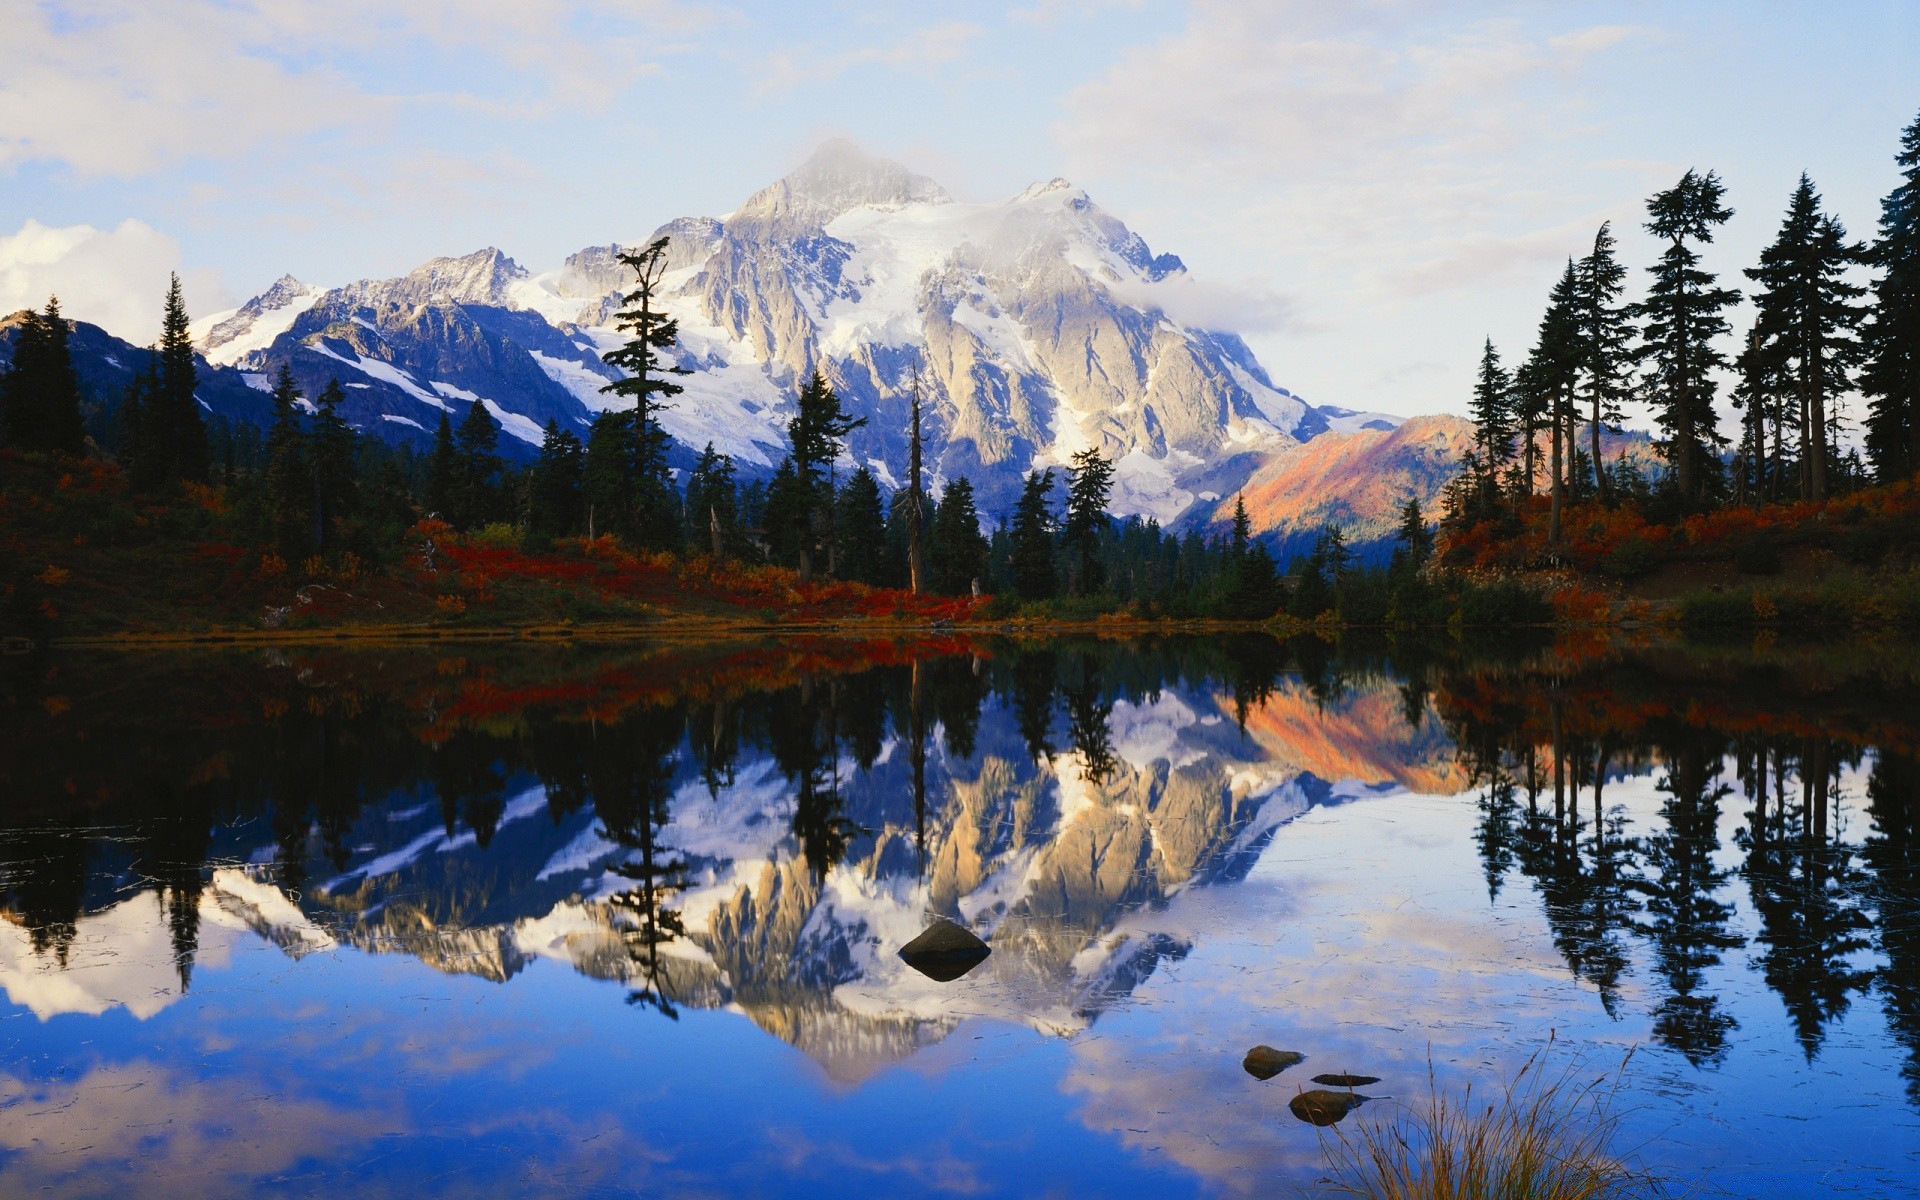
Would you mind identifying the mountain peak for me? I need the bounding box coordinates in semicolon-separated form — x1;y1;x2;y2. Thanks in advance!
736;139;950;229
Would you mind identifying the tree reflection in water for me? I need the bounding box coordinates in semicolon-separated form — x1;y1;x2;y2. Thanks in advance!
1;635;1919;1098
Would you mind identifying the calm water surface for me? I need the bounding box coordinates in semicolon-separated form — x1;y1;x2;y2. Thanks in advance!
2;634;1917;1198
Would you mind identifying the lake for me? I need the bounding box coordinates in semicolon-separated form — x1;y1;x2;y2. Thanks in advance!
2;633;1917;1198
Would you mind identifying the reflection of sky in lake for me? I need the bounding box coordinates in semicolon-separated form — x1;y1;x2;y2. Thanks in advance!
2;643;1918;1197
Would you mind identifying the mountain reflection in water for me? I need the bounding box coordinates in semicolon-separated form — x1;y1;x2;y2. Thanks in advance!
2;634;1918;1197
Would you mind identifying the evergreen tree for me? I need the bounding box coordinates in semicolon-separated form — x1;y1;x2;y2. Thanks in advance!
1221;540;1281;619
452;400;503;530
833;466;887;584
1392;497;1433;573
581;409;636;540
0;298;85;455
1576;223;1633;502
600;236;689;551
1229;494;1252;560
1745;175;1866;503
528;420;585;540
683;443;740;559
1731;323;1792;501
1519;261;1584;544
762;456;807;568
1062;447;1114;596
1008;468;1058;600
1288;538;1333;619
425;410;458;521
263;365;310;558
1469;338;1515;495
309;379;357;553
1631;170;1741;506
929;476;988;595
155;274;208;486
1863;109;1920;481
119;356;162;490
786;370;865;581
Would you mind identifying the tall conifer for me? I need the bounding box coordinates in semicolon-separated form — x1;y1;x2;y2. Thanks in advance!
930;477;988;595
1631;170;1740;505
786;370;864;581
600;237;688;548
1008;468;1058;600
1745;175;1866;502
157;274;208;485
529;420;585;540
453;400;503;530
833;466;886;585
426;410;458;521
1864;109;1920;480
309;379;358;552
1062;447;1114;596
1575;223;1632;502
263;365;310;558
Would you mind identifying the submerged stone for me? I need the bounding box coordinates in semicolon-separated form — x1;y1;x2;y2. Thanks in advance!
1242;1046;1305;1080
1311;1073;1381;1088
1289;1089;1370;1126
898;919;992;982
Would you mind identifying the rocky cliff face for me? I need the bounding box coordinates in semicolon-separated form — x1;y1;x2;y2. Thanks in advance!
188;140;1408;517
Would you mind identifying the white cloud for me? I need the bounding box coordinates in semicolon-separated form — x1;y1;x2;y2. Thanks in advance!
1052;2;1646;301
0;219;231;343
0;1;715;177
753;22;986;98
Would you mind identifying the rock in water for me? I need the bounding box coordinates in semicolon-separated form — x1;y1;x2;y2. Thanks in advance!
898;920;992;982
1242;1046;1305;1080
1289;1089;1369;1126
1311;1073;1381;1088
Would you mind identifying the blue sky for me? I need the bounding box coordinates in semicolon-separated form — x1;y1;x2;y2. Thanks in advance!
2;0;1916;421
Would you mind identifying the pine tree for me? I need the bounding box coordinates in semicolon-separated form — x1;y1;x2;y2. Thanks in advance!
529;420;585;541
600;236;689;550
829;466;885;584
1062;447;1114;596
683;443;739;559
929;476;988;595
117;353;158;488
1008;468;1058;600
762;457;806;568
426;410;458;521
157;273;208;485
1519;262;1584;544
3;299;87;455
1745;175;1866;503
1222;540;1281;619
581;409;636;541
1864;109;1920;481
1731;324;1791;500
786;370;865;581
263;365;310;558
1469;338;1515;496
1631;170;1740;506
308;379;357;553
1576;223;1632;502
452;400;502;531
1229;494;1252;561
1392;497;1432;573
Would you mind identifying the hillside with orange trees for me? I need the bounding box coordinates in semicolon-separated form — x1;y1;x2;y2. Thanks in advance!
1437;477;1920;630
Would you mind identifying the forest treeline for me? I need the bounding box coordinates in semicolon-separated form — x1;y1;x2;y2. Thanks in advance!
1439;109;1920;584
1;238;1475;628
6;110;1917;631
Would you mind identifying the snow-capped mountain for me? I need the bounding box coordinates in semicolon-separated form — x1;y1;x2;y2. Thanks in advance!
196;140;1401;522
